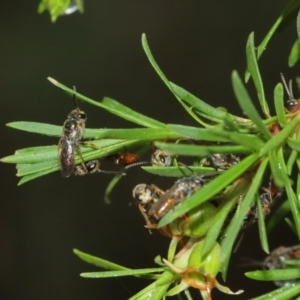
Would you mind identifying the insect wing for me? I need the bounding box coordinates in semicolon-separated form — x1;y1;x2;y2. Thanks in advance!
59;137;75;178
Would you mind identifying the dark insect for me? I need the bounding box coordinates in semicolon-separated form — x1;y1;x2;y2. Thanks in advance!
204;153;240;170
58;86;87;178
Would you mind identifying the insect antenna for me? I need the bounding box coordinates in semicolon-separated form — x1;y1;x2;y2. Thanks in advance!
97;169;126;176
280;73;294;101
72;85;80;109
125;161;149;169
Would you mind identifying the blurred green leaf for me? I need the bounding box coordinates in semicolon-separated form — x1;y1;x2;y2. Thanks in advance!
289;40;300;67
246;33;269;117
274;83;287;126
221;157;268;280
246;269;300;281
255;194;269;254
154;142;250;156
266;200;290;233
202;180;248;256
142;166;215;177
80;268;164;278
249;282;300;300
48;77;165;128
73;249;129;270
232;71;272;139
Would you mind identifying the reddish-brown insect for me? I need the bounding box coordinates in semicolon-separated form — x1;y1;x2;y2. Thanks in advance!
58;86;87;178
114;152;139;166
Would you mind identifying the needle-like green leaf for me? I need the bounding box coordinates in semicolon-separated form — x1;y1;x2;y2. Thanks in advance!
246;32;269;117
255;194;269;254
246;269;300;281
232;71;272;139
80;268;164;278
288;40;300;67
48;77;165;128
154;142;250;156
248;282;300;300
221;157;268;280
274;83;287;126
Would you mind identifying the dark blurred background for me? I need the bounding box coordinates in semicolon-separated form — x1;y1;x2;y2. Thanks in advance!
0;1;299;299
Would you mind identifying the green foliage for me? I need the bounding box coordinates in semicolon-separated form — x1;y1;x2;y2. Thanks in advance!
38;0;84;22
5;1;300;299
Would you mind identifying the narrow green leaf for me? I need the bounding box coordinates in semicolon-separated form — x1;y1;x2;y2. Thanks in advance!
221;158;268;280
259;114;300;157
2;145;57;164
287;138;300;152
142;166;215;178
148;270;175;300
73;249;129;270
168;124;234;142
101;97;166;128
154;142;250;157
158;153;259;227
246;32;269;116
297;172;300;203
168;82;227;122
285;217;297;235
232;71;272;139
245;1;300;82
268;150;287;188
266;200;290;233
104;175;123;204
6;121;182;140
18;169;58;185
285;179;300;240
257;1;300;59
249;282;300;300
296;77;300;93
246;269;300;281
7;122;61;136
289;40;300;67
287;149;298;176
47;77;165;128
141;34;172;91
202;180;249;256
3;139;128;165
128;282;157;300
255;194;269;254
297;8;300;42
209;130;263;151
285;259;300;267
80;268;164;278
274;83;287;126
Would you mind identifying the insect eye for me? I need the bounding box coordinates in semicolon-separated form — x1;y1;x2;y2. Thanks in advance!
79;113;87;119
64;120;77;130
159;155;165;163
286;100;298;111
86;161;97;172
